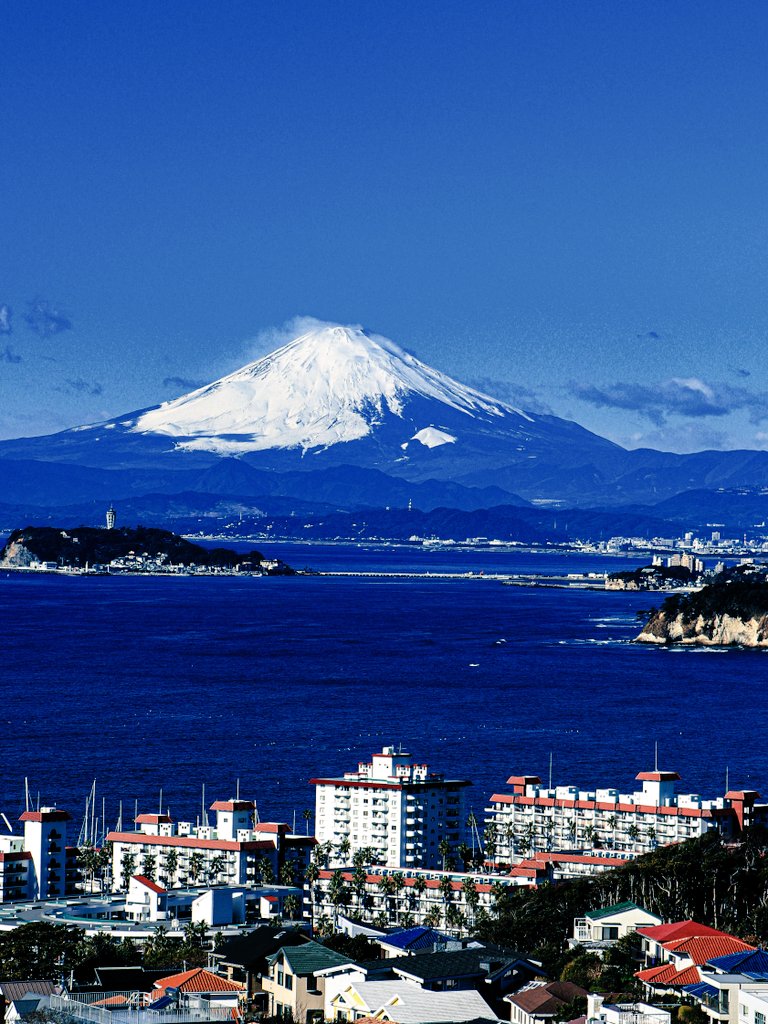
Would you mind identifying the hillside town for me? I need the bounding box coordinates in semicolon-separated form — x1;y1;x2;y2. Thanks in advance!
2;747;768;1024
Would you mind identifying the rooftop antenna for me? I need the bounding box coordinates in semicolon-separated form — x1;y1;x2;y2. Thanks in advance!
36;790;40;812
548;752;553;790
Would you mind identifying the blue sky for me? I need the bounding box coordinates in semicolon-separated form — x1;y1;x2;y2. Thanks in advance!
2;0;768;451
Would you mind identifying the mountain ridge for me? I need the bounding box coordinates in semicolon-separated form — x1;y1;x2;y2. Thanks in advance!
3;319;768;514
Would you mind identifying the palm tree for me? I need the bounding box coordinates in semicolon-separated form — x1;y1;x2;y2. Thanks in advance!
141;853;157;881
606;815;618;849
438;838;452;871
305;860;320;928
120;851;137;891
161;849;178;887
438;875;453;927
336;836;351;864
483;822;497;862
257;857;275;885
490;880;508;917
208;854;226;884
279;860;296;886
283;893;301;920
445;903;465;933
188;851;205;883
302;808;313;835
327;870;350;928
78;841;99;891
461;876;479;928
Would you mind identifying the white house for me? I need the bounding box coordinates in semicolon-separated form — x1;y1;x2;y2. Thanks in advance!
125;874;168;921
571;901;662;951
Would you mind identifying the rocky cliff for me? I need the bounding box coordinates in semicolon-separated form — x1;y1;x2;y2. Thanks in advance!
636;608;768;646
636;565;768;646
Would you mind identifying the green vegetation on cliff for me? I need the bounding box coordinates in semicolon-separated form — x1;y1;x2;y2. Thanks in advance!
657;564;768;623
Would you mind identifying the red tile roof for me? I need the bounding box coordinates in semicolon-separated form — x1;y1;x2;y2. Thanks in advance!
210;801;256;812
662;935;754;964
132;875;166;895
18;809;71;822
635;771;681;782
256;823;292;834
638;920;726;942
154;968;244;996
135;813;172;824
636;963;701;987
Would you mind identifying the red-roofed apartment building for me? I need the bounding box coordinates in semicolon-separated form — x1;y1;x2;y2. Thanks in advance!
312;746;471;869
107;800;314;892
0;808;79;902
485;769;766;867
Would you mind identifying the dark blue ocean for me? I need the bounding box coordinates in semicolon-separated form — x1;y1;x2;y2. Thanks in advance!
1;542;766;835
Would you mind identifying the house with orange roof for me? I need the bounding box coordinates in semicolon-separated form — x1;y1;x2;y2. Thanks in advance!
636;921;752;968
151;967;244;1011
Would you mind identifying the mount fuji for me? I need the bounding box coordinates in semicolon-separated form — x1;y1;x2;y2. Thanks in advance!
4;320;768;519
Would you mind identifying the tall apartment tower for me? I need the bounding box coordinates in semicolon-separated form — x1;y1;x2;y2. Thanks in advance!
106;505;116;530
311;746;471;869
19;807;74;900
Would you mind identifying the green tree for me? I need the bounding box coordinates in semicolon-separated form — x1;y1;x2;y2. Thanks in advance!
208;854;226;884
302;808;313;835
141;853;157;881
188;851;205;883
283;893;301;920
336;836;351;863
120;851;137;891
161;849;178;886
438;838;452;870
279;860;296;886
257;856;275;885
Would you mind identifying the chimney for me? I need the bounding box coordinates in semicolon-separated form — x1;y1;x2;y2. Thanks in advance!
587;994;604;1021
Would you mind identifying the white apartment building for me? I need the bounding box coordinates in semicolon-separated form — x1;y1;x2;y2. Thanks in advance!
107;799;314;891
485;770;763;866
311;746;471;869
0;808;79;901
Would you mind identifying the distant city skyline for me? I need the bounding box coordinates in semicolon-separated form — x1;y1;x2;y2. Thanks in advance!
2;1;768;452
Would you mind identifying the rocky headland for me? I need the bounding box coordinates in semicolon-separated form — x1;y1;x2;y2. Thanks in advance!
636;564;768;647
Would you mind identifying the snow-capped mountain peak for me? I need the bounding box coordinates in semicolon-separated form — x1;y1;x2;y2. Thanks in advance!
133;321;532;455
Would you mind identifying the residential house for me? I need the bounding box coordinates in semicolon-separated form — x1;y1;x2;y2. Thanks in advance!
505;981;587;1024
571;902;662;951
262;940;357;1023
330;979;496;1023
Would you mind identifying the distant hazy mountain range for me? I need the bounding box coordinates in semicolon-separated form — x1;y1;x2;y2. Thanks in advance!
3;322;768;538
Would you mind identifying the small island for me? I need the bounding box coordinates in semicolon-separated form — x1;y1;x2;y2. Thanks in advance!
0;525;294;576
636;563;768;646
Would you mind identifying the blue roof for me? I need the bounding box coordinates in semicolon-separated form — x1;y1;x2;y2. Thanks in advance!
708;949;768;977
684;983;719;999
384;926;452;951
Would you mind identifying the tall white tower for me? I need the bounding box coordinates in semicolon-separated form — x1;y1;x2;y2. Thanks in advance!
106;505;116;530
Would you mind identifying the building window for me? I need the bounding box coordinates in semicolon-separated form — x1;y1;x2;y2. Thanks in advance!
755;1012;765;1024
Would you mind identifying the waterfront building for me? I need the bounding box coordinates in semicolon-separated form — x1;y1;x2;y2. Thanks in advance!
107;799;314;892
485;770;765;866
0;807;79;902
106;505;116;530
311;746;471;869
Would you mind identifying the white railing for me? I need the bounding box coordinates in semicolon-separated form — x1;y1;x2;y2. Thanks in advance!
51;995;235;1024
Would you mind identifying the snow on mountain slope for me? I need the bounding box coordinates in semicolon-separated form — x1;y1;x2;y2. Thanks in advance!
133;323;533;455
